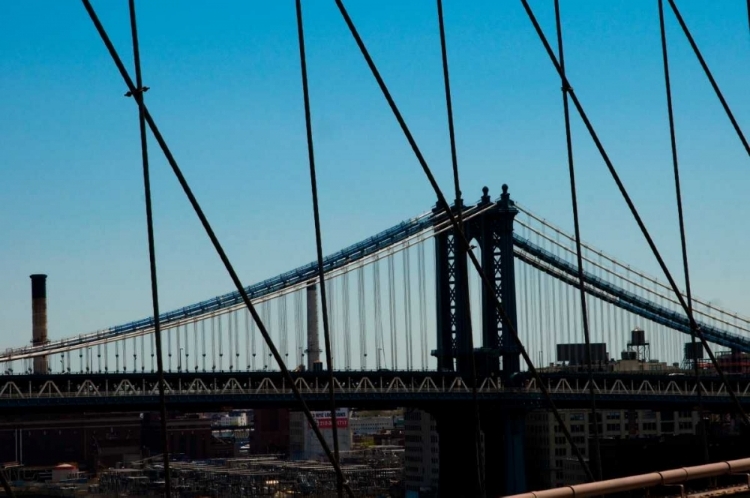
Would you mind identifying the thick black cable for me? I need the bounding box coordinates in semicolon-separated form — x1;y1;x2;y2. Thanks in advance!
436;1;484;492
127;0;171;493
666;0;750;157
553;0;602;480
658;0;708;464
519;0;749;424
80;2;354;493
334;0;594;481
294;3;343;495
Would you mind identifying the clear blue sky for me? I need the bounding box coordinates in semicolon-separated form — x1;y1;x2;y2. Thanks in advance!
1;1;748;348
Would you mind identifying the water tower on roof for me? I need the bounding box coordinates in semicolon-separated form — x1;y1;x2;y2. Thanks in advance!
626;327;650;362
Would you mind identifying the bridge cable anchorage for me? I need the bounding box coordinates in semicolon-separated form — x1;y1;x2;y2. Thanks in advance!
436;0;485;492
125;0;172;492
519;0;750;425
294;1;347;495
554;0;602;480
79;0;355;491
666;0;750;158
658;0;708;464
334;0;594;482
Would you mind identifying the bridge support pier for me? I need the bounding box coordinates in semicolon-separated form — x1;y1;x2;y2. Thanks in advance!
435;405;526;497
435;404;483;498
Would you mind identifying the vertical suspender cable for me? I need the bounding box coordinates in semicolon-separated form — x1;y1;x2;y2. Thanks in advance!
658;0;708;464
436;1;484;492
374;259;384;370
402;250;412;369
343;272;352;370
418;243;428;369
127;0;171;492
294;1;344;495
388;253;398;370
553;0;602;479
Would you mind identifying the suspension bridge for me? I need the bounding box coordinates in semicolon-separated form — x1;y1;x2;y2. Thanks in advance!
3;0;749;496
4;186;750;495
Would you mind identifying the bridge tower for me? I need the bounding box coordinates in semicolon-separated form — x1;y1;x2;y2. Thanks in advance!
433;186;525;496
475;184;520;378
433;198;471;373
433;185;520;378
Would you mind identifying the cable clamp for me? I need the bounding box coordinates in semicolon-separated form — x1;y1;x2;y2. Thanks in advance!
125;86;150;98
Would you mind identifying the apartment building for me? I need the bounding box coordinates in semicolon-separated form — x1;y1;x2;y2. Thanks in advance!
404;409;439;496
526;408;699;489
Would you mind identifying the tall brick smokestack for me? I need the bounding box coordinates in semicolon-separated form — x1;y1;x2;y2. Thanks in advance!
306;283;320;370
30;274;48;374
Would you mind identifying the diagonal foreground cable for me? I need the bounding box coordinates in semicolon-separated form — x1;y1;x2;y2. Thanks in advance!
294;1;343;496
127;1;172;493
0;468;14;497
553;0;602;481
666;0;750;157
519;0;749;424
333;0;594;482
80;2;354;494
658;0;708;464
435;1;484;493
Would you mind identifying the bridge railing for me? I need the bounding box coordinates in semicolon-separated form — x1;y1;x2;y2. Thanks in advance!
3;374;750;400
505;458;750;497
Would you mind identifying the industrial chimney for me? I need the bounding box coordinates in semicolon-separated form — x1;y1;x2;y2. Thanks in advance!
30;274;49;373
306;283;321;370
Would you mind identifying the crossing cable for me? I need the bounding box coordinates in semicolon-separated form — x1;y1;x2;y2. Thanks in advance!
126;0;171;492
80;1;354;493
666;0;750;158
519;0;750;425
554;0;602;480
436;1;484;491
334;0;594;481
658;0;708;464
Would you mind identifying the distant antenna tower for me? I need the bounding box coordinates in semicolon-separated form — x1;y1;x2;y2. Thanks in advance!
626;327;650;362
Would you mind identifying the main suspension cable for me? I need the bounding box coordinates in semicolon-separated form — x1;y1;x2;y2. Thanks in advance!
294;2;343;495
553;0;602;480
519;0;749;424
666;0;750;157
658;0;708;464
127;0;171;493
80;1;354;492
334;0;594;481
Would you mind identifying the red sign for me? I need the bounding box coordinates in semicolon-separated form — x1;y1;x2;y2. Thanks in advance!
316;418;349;429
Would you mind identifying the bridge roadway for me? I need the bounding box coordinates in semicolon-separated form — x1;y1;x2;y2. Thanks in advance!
0;370;749;414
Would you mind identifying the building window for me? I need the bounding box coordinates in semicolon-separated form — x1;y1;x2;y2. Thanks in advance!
606;412;621;420
642;422;657;431
555;448;567;457
571;425;584;433
569;413;585;421
606;423;620;432
679;422;693;430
